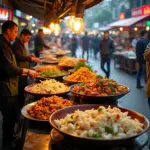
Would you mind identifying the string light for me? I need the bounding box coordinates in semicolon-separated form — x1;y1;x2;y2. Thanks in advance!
71;17;84;33
119;27;123;31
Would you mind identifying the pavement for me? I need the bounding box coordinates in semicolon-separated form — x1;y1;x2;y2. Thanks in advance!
0;50;149;149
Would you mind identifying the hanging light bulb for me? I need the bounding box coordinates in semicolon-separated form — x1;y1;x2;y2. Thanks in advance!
67;16;75;29
72;17;84;33
49;22;55;31
54;23;61;36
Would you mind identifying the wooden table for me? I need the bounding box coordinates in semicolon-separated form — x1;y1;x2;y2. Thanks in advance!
113;52;137;74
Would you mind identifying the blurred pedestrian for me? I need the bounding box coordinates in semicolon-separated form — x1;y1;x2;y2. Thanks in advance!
34;29;50;57
132;34;139;48
71;34;77;57
100;31;114;78
81;31;90;62
13;29;41;109
136;30;148;89
144;42;150;107
93;34;100;59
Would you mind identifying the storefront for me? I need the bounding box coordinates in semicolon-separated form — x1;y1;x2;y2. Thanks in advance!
13;10;29;32
108;4;150;38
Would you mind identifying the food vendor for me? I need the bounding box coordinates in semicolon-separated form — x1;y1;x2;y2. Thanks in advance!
0;21;37;150
34;29;50;57
12;29;41;108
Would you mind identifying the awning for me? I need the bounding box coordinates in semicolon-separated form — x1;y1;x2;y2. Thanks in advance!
109;15;150;27
99;26;113;31
2;0;104;20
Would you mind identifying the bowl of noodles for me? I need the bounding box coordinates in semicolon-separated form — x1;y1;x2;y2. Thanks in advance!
24;79;70;97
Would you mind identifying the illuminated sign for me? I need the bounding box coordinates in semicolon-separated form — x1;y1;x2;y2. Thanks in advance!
119;13;125;20
143;5;150;15
132;8;142;17
0;8;9;21
132;4;150;17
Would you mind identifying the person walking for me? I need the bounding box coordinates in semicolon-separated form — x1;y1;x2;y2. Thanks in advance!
93;34;100;59
0;21;37;150
81;31;90;62
136;30;148;89
71;34;77;57
144;42;150;106
13;29;41;109
34;29;50;57
132;34;139;49
100;31;114;78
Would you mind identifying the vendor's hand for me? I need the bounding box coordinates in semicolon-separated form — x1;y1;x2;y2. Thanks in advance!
31;57;42;63
30;53;35;57
28;70;38;79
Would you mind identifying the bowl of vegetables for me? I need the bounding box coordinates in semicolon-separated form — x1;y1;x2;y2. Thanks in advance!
37;69;68;81
70;76;130;105
63;67;97;85
49;104;149;146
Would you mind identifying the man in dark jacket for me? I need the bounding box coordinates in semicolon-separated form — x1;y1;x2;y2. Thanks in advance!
136;30;148;89
100;31;114;78
71;34;77;57
93;34;100;59
34;29;50;57
81;31;90;62
13;29;41;108
0;21;37;150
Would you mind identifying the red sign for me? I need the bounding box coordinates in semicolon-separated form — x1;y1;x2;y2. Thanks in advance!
120;13;125;20
143;5;150;15
132;4;150;17
0;8;9;21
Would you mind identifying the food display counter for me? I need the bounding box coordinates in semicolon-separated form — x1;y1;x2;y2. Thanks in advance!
19;49;149;150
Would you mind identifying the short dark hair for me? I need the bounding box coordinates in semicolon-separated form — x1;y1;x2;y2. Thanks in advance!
2;20;18;34
20;29;32;36
140;30;147;37
104;31;109;34
38;29;43;33
85;31;88;35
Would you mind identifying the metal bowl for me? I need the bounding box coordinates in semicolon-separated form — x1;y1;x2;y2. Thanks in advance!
70;83;130;105
63;76;82;85
24;83;70;98
36;73;68;82
21;100;75;122
58;65;74;71
41;60;58;64
49;104;149;146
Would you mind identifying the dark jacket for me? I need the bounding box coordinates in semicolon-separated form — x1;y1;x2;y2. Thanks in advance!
12;38;32;68
136;38;148;64
92;36;100;50
34;34;49;51
0;35;23;96
100;38;114;59
81;35;90;50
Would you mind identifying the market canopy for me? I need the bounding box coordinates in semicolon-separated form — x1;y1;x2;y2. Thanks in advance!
108;15;150;27
2;0;103;20
99;26;113;31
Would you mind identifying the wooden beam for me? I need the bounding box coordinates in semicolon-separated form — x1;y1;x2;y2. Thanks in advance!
44;0;47;10
35;0;52;4
20;0;44;9
2;0;14;10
